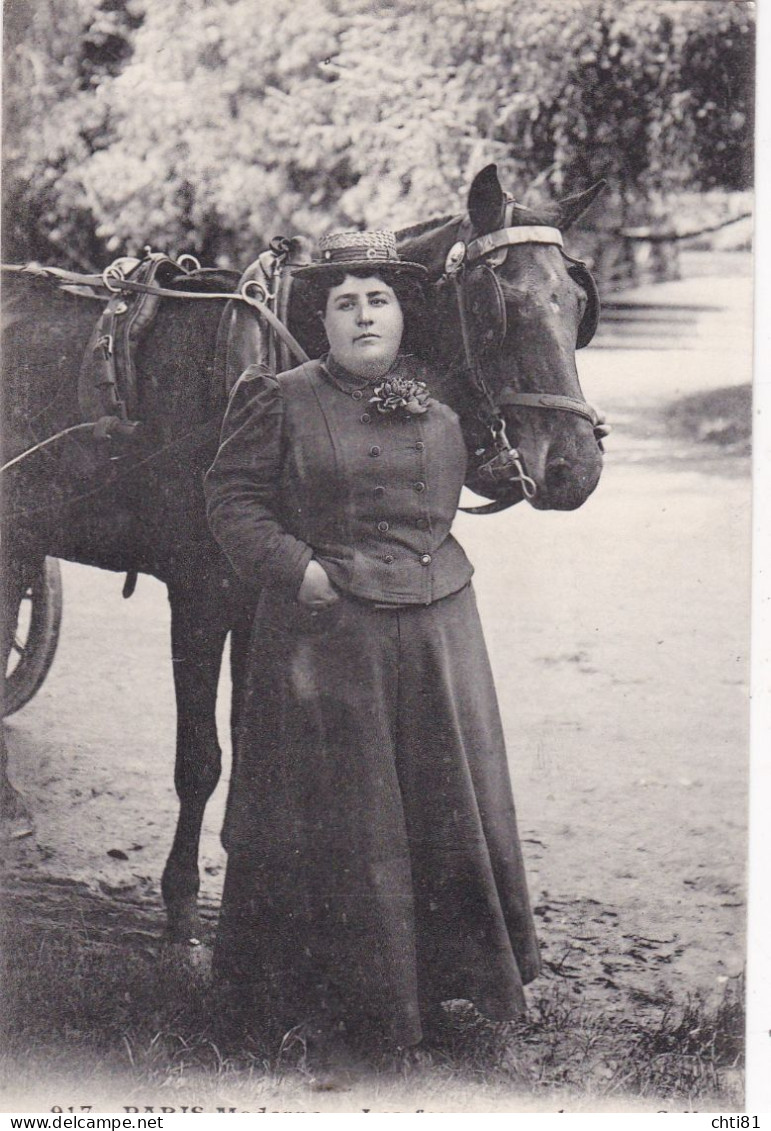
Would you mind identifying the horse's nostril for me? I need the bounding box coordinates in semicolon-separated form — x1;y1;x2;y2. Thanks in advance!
541;455;602;511
545;459;571;486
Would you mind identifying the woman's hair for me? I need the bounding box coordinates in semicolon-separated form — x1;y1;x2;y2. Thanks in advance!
291;267;428;359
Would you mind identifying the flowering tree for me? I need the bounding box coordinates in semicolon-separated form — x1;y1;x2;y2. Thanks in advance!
2;0;754;268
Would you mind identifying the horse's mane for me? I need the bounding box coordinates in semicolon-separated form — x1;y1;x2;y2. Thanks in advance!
396;214;457;240
396;200;547;244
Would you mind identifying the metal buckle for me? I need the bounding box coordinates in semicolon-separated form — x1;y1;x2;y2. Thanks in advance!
444;241;467;275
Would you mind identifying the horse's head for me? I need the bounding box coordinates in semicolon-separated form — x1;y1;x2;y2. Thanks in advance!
398;165;606;512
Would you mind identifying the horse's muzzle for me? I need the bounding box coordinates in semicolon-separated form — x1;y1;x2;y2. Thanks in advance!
531;453;603;511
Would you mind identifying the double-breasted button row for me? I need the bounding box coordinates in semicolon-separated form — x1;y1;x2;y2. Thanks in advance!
380;552;432;566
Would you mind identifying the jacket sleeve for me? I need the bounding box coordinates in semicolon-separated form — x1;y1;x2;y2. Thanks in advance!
204;365;314;594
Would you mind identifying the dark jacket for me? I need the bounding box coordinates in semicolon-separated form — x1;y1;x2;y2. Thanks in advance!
204;354;475;605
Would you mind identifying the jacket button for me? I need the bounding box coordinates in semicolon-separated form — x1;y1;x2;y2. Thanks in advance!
360;412;371;423
415;441;425;452
352;389;364;400
416;517;429;530
373;485;386;498
384;554;395;565
419;553;432;566
413;480;426;492
377;521;390;533
370;445;382;457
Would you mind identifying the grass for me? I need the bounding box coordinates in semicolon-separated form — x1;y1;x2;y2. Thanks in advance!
0;920;744;1112
666;384;752;455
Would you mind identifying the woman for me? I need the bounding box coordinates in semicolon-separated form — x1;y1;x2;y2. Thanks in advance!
204;229;540;1066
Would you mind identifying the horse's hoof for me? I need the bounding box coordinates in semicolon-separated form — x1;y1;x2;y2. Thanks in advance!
0;788;34;838
0;817;34;842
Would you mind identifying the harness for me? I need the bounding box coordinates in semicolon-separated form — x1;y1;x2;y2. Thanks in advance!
219;236;312;397
81;252;185;431
1;254;310;473
2;224;605;518
437;200;603;514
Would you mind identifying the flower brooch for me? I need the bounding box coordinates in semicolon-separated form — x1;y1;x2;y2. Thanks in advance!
370;375;430;417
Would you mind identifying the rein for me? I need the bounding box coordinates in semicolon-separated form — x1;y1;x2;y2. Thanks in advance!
2;257;310;367
438;201;602;514
0;256;310;477
3;235;604;512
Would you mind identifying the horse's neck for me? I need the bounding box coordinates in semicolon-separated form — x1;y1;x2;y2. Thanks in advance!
422;335;489;458
397;214;463;274
2;284;96;430
396;215;477;420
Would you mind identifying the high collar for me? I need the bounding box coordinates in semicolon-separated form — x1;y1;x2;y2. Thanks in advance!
321;352;418;392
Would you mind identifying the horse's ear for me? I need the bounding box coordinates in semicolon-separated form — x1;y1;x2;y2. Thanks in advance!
543;181;607;231
468;165;506;234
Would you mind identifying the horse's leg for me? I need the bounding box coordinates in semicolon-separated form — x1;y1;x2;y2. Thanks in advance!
0;544;38;831
161;581;229;943
228;593;255;752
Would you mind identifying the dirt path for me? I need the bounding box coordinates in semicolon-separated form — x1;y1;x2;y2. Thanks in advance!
1;254;752;1039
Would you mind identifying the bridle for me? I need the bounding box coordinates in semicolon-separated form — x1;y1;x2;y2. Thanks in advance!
438;199;603;512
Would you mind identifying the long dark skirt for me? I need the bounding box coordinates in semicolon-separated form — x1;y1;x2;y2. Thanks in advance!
215;583;540;1048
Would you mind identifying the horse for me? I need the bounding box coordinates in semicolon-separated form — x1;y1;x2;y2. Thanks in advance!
1;164;605;942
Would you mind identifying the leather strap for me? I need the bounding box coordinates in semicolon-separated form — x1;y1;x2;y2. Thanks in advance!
460;496;521;515
467;225;563;263
2;263;107;289
445;209;601;516
496;391;600;427
101;276;310;367
2;261;310;368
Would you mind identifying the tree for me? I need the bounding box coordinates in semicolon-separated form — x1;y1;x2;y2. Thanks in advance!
2;0;755;269
2;0;142;264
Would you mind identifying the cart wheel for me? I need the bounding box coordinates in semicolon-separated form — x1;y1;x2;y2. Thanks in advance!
4;557;63;717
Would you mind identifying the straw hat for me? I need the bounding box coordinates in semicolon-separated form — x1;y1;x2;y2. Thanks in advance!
293;229;427;280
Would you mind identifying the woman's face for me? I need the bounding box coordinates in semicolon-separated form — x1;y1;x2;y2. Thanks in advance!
322;274;404;378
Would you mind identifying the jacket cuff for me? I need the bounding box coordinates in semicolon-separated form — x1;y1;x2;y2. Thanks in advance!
261;540;314;597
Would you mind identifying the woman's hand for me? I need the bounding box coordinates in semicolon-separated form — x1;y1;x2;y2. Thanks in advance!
297;559;339;610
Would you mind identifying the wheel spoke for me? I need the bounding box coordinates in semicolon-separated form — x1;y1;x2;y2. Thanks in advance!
4;557;63;714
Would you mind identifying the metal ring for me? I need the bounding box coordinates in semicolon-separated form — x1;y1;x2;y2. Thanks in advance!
101;266;125;294
177;254;201;273
241;279;270;304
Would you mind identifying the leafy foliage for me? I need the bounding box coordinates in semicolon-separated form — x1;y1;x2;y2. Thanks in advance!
1;0;755;268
